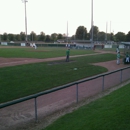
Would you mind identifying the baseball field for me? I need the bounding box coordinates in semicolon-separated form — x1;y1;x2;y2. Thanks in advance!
1;46;130;130
0;46;116;103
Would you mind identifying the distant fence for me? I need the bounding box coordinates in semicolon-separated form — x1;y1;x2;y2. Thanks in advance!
0;42;125;49
0;42;66;47
0;66;130;123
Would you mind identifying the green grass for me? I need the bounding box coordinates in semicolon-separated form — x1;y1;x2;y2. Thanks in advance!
103;48;124;53
43;83;130;130
0;52;116;103
0;47;96;58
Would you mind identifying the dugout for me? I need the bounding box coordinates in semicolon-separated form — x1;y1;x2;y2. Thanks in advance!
121;42;130;64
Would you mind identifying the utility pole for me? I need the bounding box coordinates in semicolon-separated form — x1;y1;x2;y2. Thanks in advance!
22;0;28;43
110;21;111;42
91;0;94;48
105;22;108;43
67;21;68;43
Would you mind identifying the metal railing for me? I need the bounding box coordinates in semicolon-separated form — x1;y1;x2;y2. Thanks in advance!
0;66;130;121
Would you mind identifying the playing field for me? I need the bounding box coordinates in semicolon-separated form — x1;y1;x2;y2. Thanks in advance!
1;46;129;130
0;46;116;103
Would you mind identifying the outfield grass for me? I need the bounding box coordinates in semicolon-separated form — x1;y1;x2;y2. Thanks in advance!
103;48;124;52
0;49;116;103
0;47;117;103
43;83;130;130
0;47;96;58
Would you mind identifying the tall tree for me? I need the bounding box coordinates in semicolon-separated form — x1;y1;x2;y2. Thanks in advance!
97;31;105;41
115;32;126;42
57;34;63;39
75;26;87;40
45;35;51;42
8;34;15;41
126;31;130;42
20;32;26;41
15;34;21;41
38;32;46;41
3;33;8;41
71;35;75;40
109;33;115;41
30;31;37;41
89;26;99;41
51;33;57;42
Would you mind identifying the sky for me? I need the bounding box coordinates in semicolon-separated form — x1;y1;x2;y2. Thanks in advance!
0;0;130;36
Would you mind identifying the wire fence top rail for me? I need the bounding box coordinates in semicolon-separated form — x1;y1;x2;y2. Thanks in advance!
0;66;130;109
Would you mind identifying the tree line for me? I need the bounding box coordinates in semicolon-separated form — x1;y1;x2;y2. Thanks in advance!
0;32;63;43
75;26;130;42
0;25;130;42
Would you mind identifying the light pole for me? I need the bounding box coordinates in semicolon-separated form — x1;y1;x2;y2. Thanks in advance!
67;21;68;43
105;21;108;43
22;0;28;43
91;0;93;46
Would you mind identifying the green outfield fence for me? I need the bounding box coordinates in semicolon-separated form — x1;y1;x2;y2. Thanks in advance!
0;66;130;122
0;42;66;47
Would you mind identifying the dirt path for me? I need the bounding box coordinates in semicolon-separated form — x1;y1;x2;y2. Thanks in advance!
0;49;130;130
0;49;107;68
93;60;129;71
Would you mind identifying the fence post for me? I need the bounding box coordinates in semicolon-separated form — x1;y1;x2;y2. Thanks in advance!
120;70;122;83
34;97;38;122
76;83;79;103
102;75;105;91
